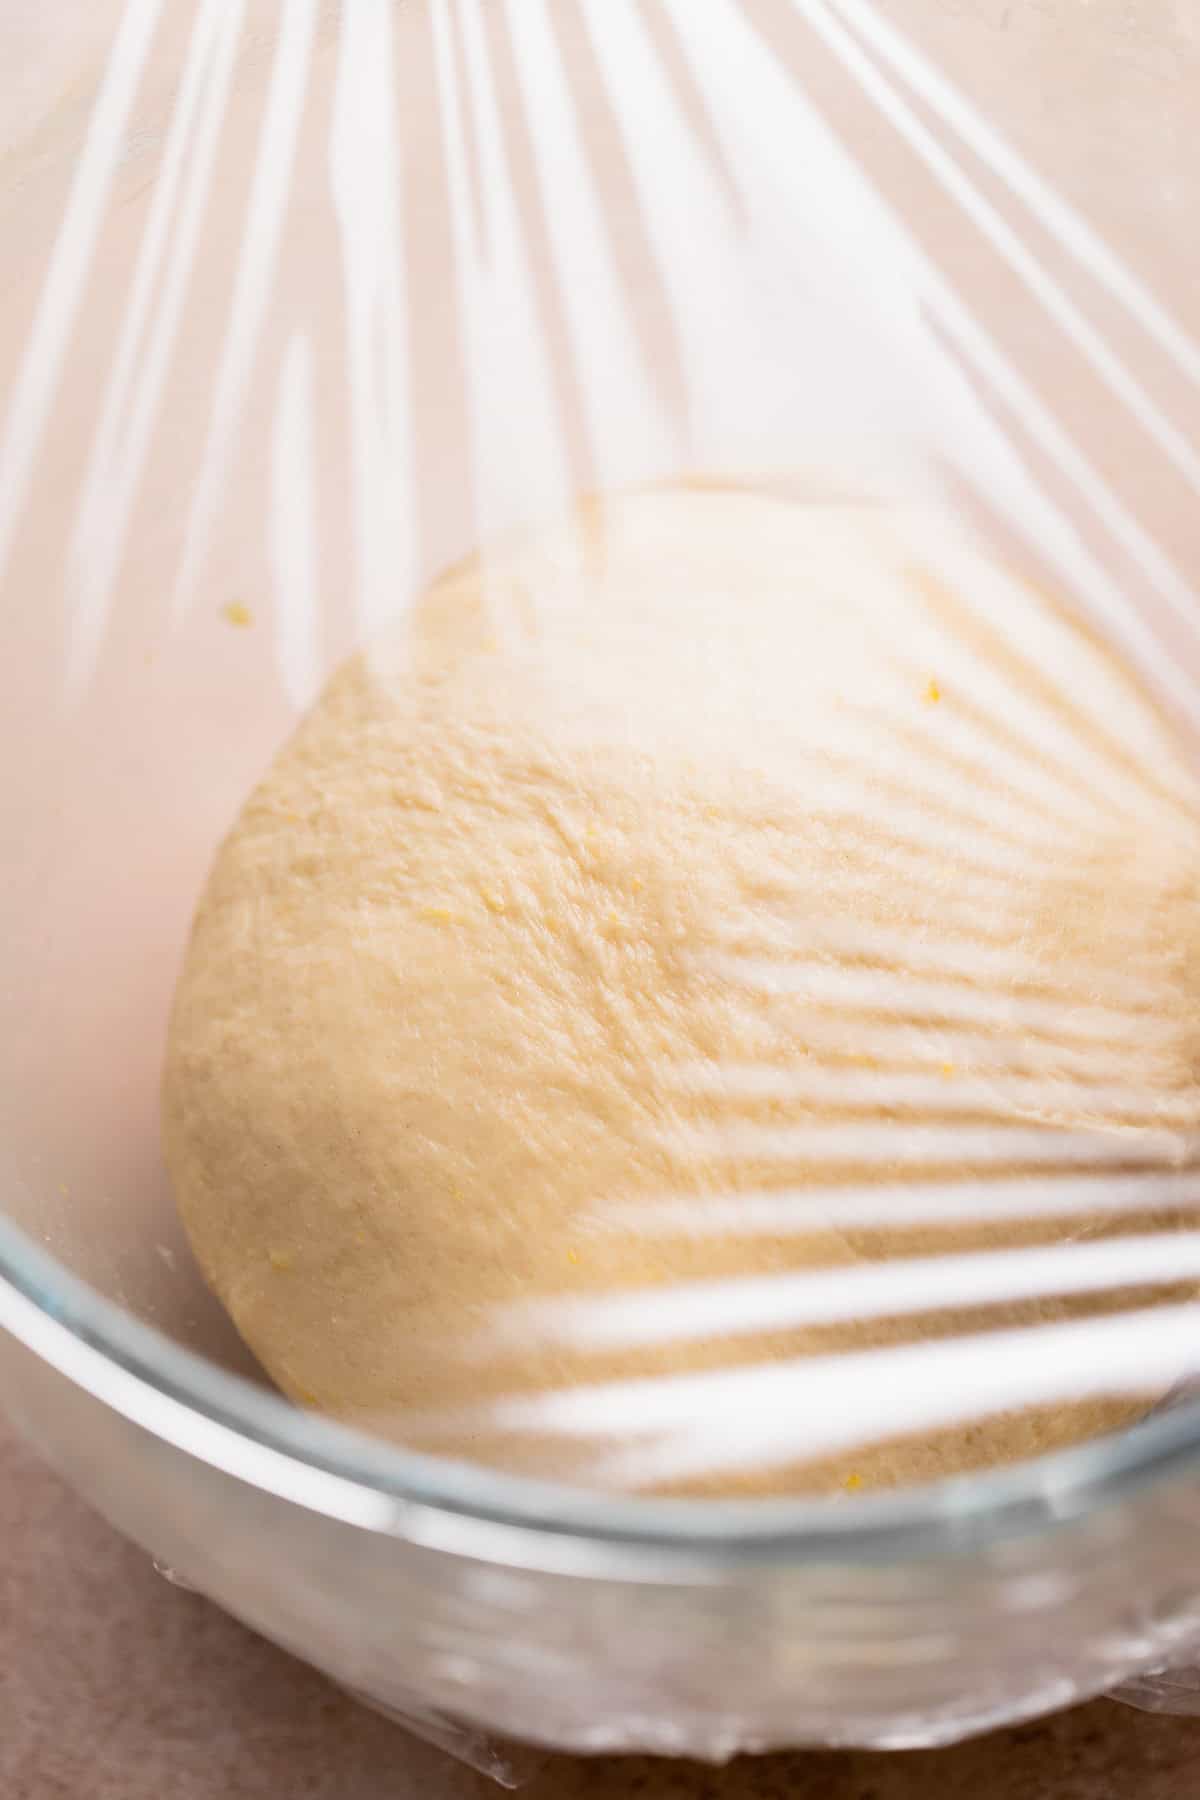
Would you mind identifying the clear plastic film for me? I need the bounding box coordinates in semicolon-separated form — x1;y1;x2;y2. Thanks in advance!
3;0;1200;1774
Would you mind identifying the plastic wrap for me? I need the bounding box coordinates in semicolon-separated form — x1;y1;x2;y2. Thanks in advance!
2;0;1200;1771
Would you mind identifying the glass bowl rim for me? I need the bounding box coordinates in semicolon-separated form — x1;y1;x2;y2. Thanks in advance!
4;1206;1200;1577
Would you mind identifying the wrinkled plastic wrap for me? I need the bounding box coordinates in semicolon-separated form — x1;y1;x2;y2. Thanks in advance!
2;0;1200;1774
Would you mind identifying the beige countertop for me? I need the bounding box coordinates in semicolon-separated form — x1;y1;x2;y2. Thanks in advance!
5;1415;1200;1800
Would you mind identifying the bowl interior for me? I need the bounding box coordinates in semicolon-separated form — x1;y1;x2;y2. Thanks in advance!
2;0;1199;1479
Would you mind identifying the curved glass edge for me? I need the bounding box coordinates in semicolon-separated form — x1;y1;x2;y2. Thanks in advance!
3;1206;1200;1576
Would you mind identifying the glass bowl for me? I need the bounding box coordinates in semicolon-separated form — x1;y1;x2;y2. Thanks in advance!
3;0;1200;1765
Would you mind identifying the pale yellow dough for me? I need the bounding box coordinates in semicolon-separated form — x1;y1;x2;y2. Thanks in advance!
163;486;1200;1495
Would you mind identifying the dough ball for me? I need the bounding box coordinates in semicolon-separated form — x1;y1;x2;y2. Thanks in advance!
163;486;1200;1495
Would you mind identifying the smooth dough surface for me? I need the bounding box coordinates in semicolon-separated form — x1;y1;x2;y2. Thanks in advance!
164;486;1200;1495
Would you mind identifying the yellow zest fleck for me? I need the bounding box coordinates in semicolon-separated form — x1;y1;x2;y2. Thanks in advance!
481;888;507;915
420;905;460;926
844;1472;864;1492
58;1182;70;1198
630;876;645;893
221;600;253;630
567;1249;581;1266
940;1062;956;1079
297;1389;320;1408
924;677;941;705
269;1249;293;1273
